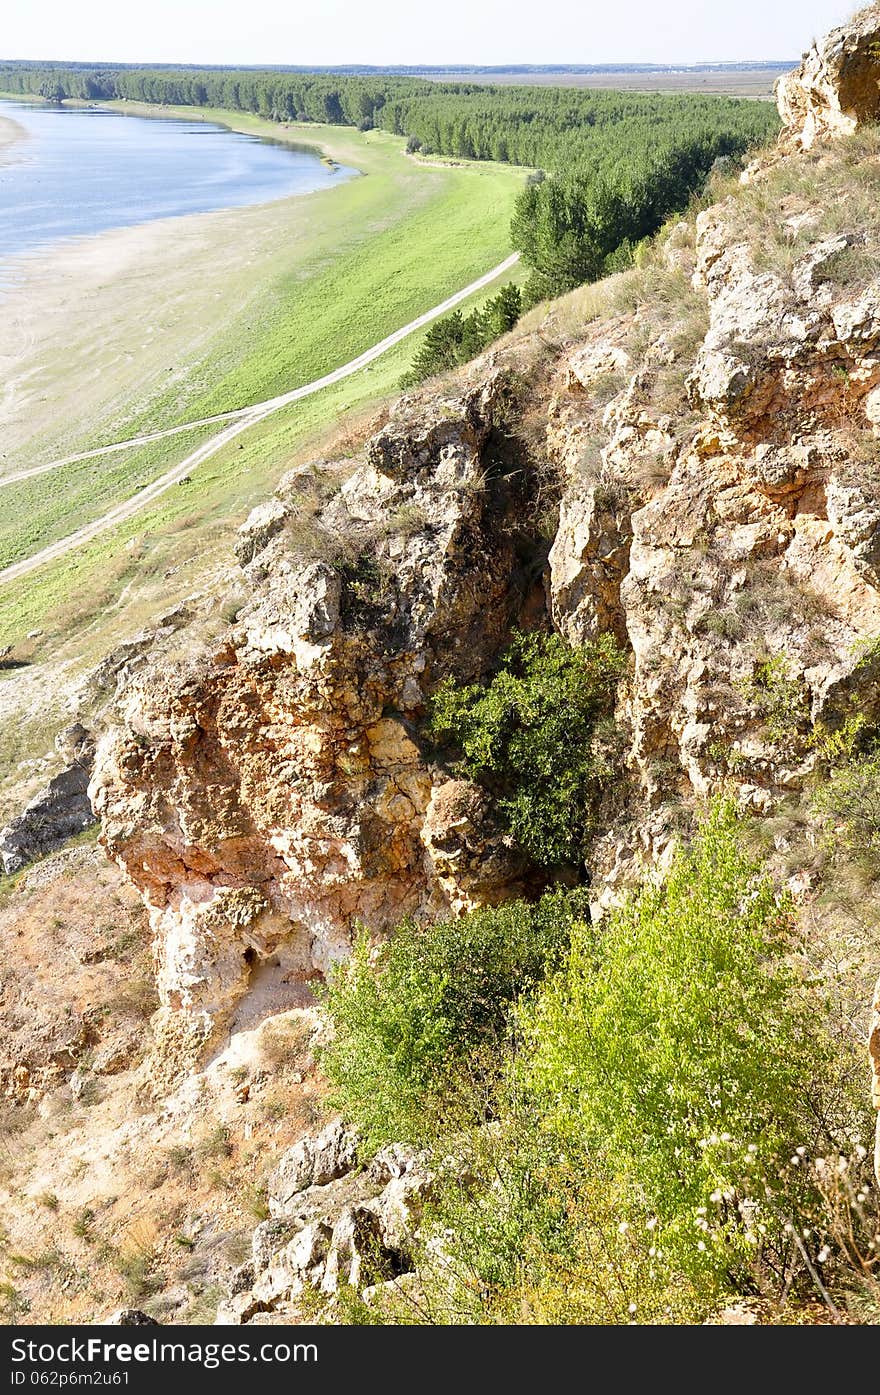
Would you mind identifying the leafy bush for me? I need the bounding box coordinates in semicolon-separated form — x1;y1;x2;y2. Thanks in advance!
429;631;626;867
517;801;862;1295
393;803;871;1324
319;890;589;1148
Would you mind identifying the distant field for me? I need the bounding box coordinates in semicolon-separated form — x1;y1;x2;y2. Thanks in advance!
0;104;525;565
416;66;791;99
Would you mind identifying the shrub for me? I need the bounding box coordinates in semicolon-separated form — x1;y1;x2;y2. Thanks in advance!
319;890;589;1148
736;654;812;748
812;747;880;856
429;631;626;867
517;801;863;1298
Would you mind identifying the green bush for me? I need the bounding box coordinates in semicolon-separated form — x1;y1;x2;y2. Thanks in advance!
518;801;861;1295
395;803;871;1324
319;890;589;1149
812;747;880;857
429;631;626;868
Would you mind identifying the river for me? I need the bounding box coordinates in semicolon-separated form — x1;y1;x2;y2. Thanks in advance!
0;98;355;259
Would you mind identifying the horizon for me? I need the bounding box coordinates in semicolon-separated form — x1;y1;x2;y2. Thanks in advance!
0;57;799;71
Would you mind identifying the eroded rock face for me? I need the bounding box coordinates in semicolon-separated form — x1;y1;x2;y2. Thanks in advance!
420;779;526;915
777;4;880;151
871;976;880;1180
90;375;535;1072
89;21;880;1153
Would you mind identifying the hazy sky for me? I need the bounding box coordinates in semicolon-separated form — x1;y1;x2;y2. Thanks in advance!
1;0;859;67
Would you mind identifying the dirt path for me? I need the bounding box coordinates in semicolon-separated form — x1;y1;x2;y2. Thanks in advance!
0;252;519;585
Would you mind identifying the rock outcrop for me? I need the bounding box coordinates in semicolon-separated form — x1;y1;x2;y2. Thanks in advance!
86;4;880;1170
0;725;96;874
90;376;538;1072
777;4;880;150
215;1122;432;1324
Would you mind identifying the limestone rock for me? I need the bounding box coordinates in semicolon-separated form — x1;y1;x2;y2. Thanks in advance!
90;375;531;1066
777;4;880;150
420;780;525;915
251;1220;298;1272
216;1127;431;1323
320;1204;396;1295
268;1119;359;1217
548;479;632;644
827;475;880;586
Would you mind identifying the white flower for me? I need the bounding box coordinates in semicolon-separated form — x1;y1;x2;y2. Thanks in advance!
618;1221;629;1235
817;1246;830;1263
709;1189;723;1203
628;1303;637;1314
697;1240;706;1251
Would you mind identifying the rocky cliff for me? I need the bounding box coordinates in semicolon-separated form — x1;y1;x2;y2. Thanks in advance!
89;375;538;1076
88;7;880;1164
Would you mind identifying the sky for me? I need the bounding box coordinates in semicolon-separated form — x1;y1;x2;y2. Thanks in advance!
0;0;859;67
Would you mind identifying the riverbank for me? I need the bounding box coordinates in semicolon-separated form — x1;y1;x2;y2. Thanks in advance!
0;102;526;800
0;112;26;165
0;111;523;475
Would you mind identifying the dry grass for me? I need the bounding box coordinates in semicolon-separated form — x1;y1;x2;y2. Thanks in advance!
721;126;880;295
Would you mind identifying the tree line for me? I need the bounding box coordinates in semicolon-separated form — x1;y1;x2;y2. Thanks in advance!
0;63;778;300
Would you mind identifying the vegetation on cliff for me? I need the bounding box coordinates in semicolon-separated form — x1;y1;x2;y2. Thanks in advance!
429;631;626;868
323;805;876;1323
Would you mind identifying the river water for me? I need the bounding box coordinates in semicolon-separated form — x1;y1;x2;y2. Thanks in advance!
0;98;355;259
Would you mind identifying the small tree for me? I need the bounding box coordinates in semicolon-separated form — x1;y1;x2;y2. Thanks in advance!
430;631;626;868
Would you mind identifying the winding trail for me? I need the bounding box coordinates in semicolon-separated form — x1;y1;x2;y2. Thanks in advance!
0;251;520;586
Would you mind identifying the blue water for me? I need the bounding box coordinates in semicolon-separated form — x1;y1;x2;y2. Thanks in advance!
0;99;356;258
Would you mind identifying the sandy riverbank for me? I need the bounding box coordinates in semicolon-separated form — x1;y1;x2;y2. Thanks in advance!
0;112;27;165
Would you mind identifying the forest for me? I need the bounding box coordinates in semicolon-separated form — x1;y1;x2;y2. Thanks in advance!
0;62;779;299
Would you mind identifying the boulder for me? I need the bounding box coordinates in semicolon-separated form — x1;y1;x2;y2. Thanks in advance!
102;1309;160;1326
0;763;95;876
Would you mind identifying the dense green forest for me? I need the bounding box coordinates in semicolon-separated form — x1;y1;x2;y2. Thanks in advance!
0;62;779;298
